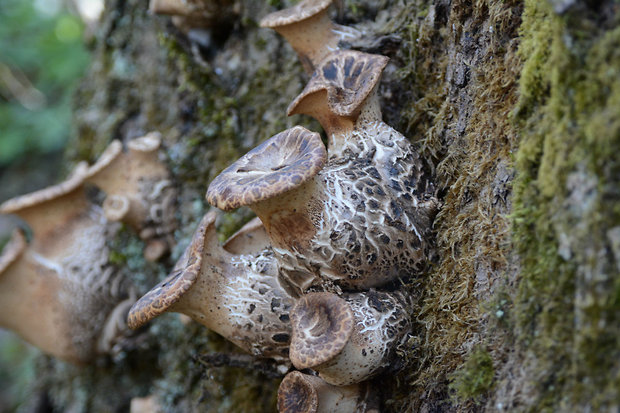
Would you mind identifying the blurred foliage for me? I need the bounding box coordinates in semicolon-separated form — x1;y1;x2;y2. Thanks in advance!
0;0;90;167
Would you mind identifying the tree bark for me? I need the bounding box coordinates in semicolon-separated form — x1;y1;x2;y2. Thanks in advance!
8;0;620;411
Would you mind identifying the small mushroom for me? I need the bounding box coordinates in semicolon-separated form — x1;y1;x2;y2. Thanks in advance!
287;50;388;153
149;0;233;32
0;165;131;363
86;133;176;261
260;0;360;74
277;371;373;413
127;211;295;360
289;291;410;386
222;217;271;255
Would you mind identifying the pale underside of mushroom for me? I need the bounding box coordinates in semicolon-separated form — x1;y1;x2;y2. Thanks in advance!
86;133;177;261
127;212;295;360
277;371;373;413
260;0;360;74
289;291;411;386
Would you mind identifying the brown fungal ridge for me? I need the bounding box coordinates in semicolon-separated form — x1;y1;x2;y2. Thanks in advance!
288;50;389;120
126;213;211;329
289;292;354;369
206;126;326;211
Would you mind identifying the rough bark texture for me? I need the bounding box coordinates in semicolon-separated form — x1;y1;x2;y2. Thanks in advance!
4;0;620;411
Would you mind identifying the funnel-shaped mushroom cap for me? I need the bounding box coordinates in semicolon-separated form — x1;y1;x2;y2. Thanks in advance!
127;212;215;329
206;126;326;211
289;292;354;369
260;0;332;28
278;371;319;413
0;229;26;275
288;50;389;119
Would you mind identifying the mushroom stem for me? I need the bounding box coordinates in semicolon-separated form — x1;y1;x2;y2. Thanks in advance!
127;212;295;360
278;371;372;413
289;291;411;386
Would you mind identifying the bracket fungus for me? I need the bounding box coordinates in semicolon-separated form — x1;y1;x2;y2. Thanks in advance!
127;211;295;360
288;291;410;386
260;0;359;74
86;133;176;261
277;371;373;413
0;164;131;363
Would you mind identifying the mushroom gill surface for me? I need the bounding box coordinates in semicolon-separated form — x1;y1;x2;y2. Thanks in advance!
127;211;295;360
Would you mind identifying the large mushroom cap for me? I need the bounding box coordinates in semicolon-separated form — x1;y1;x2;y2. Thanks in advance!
287;50;389;119
259;0;332;28
289;292;354;369
126;212;216;329
278;371;320;413
206;126;326;211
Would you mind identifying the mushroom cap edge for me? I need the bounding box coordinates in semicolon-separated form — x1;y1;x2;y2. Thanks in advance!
126;212;216;329
206;126;326;211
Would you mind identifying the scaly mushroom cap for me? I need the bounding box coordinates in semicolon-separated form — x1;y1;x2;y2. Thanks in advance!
278;371;320;413
126;212;215;329
287;50;389;119
289;292;354;369
206;126;326;211
259;0;332;28
0;229;26;276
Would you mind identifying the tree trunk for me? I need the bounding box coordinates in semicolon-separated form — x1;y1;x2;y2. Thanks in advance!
8;0;620;411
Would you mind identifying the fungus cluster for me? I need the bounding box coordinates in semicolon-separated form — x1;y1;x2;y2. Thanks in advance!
128;1;438;411
0;133;176;363
0;163;129;363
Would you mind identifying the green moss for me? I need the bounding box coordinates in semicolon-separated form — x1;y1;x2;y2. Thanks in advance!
511;0;620;410
448;346;495;402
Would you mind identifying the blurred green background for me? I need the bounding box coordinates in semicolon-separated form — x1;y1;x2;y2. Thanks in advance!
0;0;92;411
